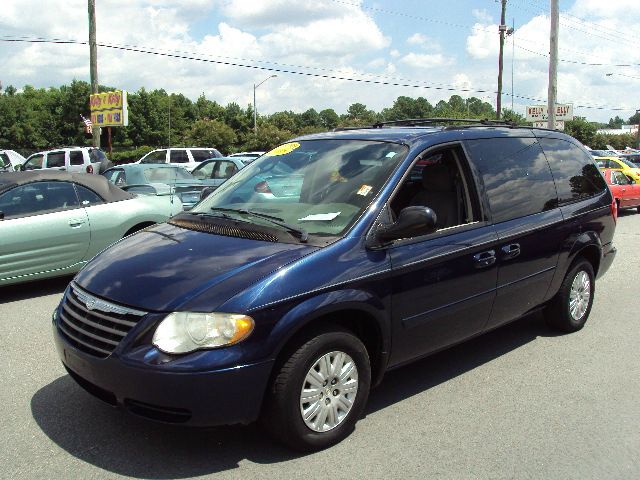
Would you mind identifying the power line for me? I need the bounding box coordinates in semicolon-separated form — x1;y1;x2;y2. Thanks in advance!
514;43;640;68
0;36;634;112
507;0;638;48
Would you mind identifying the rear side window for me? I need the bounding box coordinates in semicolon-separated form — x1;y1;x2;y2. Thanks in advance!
70;151;84;166
539;138;607;205
466;137;557;224
141;150;167;164
190;150;216;162
170;150;190;163
75;185;104;205
0;153;9;169
46;152;66;168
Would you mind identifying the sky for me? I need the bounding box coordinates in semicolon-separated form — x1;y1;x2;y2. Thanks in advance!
0;0;639;123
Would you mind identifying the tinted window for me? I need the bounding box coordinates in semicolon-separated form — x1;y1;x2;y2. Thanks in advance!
539;138;607;205
75;185;104;205
466;137;557;223
70;151;85;166
141;150;167;164
170;150;189;163
191;150;217;162
0;181;79;218
46;152;66;168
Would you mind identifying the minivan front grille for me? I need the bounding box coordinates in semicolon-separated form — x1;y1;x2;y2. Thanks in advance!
58;284;147;358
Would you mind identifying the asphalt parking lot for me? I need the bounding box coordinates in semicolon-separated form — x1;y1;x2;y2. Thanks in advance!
1;212;639;480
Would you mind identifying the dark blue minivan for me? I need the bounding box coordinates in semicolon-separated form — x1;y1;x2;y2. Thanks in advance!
52;122;617;451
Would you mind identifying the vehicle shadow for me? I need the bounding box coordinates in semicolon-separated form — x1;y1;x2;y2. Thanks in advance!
31;312;557;478
366;311;557;414
0;275;72;305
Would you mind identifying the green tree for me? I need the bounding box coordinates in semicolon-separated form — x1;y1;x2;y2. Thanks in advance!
564;117;597;146
319;109;339;129
607;116;624;129
187;119;237;154
240;123;294;151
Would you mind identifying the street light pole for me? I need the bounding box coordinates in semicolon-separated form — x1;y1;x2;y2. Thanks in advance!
253;74;277;134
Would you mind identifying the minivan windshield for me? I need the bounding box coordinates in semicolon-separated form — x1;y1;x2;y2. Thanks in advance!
191;139;408;237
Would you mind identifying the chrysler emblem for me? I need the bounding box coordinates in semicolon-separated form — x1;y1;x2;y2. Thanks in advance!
85;298;97;310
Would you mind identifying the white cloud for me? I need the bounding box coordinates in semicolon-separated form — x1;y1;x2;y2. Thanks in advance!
400;53;453;69
466;23;498;59
472;9;494;24
221;0;358;28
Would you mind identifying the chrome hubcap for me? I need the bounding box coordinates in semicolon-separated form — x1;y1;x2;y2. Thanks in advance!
569;270;591;321
300;351;358;432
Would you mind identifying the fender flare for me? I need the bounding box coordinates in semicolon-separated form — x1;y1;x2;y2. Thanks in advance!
265;288;391;383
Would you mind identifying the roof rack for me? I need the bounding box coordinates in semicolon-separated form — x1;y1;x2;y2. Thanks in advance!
372;118;517;128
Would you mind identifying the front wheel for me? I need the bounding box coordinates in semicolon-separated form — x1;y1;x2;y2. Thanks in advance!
545;258;595;333
261;328;371;451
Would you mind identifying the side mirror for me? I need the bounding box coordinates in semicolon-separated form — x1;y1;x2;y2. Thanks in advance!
200;186;216;200
373;206;437;245
17;164;25;171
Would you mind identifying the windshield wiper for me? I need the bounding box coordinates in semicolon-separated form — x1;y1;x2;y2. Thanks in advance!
209;207;309;242
183;209;234;220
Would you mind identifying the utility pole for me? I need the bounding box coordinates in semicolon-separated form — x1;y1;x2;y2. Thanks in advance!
88;0;100;147
547;0;559;129
496;0;507;120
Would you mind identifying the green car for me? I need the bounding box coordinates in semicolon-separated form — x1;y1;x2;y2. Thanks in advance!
0;171;183;286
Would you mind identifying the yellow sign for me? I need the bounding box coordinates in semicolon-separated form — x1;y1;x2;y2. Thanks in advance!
89;90;128;127
266;142;300;156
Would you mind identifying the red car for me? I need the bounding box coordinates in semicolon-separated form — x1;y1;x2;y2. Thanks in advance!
602;168;640;212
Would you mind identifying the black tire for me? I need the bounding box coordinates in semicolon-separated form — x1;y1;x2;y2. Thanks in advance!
261;327;371;452
545;258;595;333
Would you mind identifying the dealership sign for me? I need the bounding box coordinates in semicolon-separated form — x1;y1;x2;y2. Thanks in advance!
525;104;573;122
533;120;565;130
89;90;129;127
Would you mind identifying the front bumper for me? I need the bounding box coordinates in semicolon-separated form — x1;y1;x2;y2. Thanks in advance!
53;321;273;426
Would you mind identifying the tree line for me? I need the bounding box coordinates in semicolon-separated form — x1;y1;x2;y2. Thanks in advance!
0;80;636;162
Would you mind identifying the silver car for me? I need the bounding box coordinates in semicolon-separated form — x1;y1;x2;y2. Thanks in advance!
0;171;183;286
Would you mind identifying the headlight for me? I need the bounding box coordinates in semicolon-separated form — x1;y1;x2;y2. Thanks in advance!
152;312;254;354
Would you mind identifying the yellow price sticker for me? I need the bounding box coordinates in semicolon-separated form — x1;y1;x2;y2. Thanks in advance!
266;142;300;156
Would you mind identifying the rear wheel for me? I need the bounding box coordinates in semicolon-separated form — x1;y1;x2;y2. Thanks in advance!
545;258;595;333
261;328;371;451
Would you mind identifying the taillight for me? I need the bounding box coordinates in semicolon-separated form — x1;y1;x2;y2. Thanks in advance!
86;164;94;174
611;197;618;223
254;181;272;193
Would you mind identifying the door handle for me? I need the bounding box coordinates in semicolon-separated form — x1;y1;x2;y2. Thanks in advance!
473;250;496;268
501;243;521;260
68;219;86;228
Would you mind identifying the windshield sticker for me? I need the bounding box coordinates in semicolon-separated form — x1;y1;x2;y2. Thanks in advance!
357;185;373;196
265;142;300;157
298;212;341;221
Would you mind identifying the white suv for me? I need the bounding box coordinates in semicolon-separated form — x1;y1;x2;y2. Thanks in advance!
0;150;27;172
137;147;222;172
21;147;107;174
